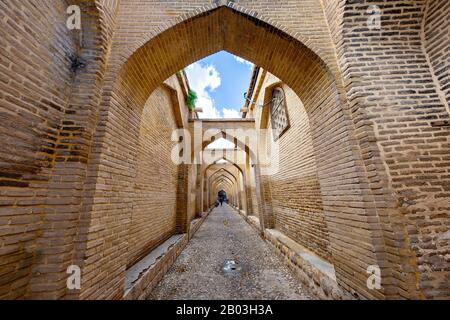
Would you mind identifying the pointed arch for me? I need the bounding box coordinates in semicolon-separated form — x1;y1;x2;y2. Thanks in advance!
83;2;410;300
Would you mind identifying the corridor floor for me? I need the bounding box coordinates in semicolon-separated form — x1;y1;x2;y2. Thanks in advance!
148;204;314;300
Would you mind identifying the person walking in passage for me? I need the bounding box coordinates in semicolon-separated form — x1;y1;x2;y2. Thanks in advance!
218;190;227;206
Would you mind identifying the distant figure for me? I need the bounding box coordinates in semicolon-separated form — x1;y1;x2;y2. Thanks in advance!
218;190;227;207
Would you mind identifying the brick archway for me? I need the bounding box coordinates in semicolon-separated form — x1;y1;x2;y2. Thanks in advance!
1;0;447;301
210;172;236;200
78;4;414;300
211;179;233;205
195;127;257;219
206;164;245;210
202;156;249;213
198;129;268;228
108;2;339;89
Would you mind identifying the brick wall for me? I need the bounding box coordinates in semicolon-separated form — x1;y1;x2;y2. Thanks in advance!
248;164;260;218
0;0;82;299
321;0;450;299
0;0;448;300
248;72;332;261
423;0;449;111
127;81;180;268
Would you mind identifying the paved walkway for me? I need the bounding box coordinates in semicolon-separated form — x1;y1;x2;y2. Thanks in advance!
148;204;314;300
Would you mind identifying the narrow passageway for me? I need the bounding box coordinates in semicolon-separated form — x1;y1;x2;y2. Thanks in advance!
2;0;448;301
148;205;314;300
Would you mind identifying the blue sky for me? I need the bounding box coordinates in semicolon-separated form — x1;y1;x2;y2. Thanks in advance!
185;51;254;119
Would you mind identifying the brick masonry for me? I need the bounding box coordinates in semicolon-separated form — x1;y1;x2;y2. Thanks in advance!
127;78;183;268
244;72;332;262
0;0;82;299
321;0;450;299
0;0;448;300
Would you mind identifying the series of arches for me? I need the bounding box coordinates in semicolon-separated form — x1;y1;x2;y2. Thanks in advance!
0;0;447;300
67;2;450;299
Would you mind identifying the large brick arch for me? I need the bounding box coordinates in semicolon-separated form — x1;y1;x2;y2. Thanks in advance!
0;0;445;301
78;4;417;299
107;1;340;88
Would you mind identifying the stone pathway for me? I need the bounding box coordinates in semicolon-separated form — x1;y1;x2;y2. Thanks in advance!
148;204;315;300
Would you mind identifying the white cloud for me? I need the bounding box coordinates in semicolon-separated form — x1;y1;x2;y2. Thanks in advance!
185;62;221;118
216;159;229;164
234;56;254;70
207;138;235;149
222;108;241;119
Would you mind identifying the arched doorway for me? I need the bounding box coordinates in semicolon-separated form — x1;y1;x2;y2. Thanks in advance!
81;5;414;300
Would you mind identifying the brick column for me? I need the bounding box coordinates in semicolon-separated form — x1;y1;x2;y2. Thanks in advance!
253;164;275;230
175;164;189;234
